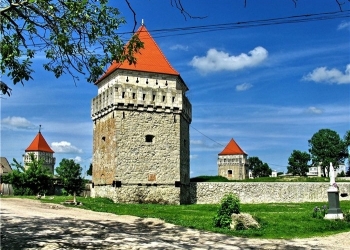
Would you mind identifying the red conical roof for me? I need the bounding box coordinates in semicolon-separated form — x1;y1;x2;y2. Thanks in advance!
218;138;246;156
25;132;54;153
96;24;179;83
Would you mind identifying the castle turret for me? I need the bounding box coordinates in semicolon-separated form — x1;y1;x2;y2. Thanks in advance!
218;138;248;180
91;24;192;204
23;130;55;174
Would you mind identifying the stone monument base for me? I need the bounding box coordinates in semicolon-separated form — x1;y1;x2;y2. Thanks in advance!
324;186;343;220
324;213;344;220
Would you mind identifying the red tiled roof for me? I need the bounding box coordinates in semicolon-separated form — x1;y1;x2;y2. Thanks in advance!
218;138;246;156
25;132;54;153
96;25;179;83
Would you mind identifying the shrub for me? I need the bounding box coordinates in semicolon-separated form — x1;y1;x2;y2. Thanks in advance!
213;193;240;228
312;205;327;219
344;210;350;222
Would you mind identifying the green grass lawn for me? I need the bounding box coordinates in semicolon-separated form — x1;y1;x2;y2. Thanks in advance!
4;196;349;239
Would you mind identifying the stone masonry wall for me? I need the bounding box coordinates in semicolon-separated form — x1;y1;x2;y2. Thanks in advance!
91;185;181;204
190;182;350;204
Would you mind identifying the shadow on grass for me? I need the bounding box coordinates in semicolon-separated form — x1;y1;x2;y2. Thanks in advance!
1;208;323;250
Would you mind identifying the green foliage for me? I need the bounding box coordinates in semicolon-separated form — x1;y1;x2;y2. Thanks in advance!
86;163;93;176
287;150;311;176
337;171;346;177
312;205;327;219
56;159;85;196
1;0;143;92
190;175;230;182
308;129;347;177
344;210;350;222
248;156;272;178
213;193;241;228
1;154;53;195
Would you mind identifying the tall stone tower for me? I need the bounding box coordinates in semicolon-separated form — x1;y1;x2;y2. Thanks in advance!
91;24;192;204
218;138;248;180
23;130;55;174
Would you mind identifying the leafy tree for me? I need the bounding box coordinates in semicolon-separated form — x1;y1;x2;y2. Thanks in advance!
287;150;310;176
56;158;85;203
308;129;347;177
2;154;53;195
86;163;93;176
1;0;143;94
248;156;272;178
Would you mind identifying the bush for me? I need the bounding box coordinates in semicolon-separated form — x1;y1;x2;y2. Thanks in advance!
312;205;327;219
213;193;240;228
344;210;350;222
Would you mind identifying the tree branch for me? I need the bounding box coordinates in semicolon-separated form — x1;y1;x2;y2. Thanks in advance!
124;0;137;32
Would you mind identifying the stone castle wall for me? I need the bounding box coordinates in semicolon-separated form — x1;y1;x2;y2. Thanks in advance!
91;70;192;204
92;181;350;204
91;185;182;204
190;182;350;204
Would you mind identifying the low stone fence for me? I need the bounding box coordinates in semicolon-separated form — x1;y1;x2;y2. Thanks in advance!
190;182;350;204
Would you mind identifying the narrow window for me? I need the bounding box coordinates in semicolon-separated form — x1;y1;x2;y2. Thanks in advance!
162;96;165;102
152;94;155;101
122;92;125;98
145;135;154;143
172;97;175;103
143;94;146;100
228;170;232;177
132;93;136;99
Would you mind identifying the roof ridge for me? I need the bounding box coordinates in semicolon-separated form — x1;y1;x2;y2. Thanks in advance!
138;25;179;74
96;24;179;83
25;132;54;153
218;138;246;155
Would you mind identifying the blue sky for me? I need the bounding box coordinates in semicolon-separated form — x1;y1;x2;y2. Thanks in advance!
1;0;349;177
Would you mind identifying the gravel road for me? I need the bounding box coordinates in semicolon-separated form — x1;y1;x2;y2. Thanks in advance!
1;198;349;249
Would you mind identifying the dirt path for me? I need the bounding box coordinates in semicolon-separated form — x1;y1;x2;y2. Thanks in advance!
1;198;349;249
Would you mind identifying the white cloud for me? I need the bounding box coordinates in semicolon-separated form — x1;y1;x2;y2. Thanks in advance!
303;64;350;84
51;141;83;154
170;44;189;51
338;21;350;30
73;156;82;163
190;46;268;73
190;154;198;159
306;107;323;114
190;140;204;145
236;83;253;91
1;116;36;130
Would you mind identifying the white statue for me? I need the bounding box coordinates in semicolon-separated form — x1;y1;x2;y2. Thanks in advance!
329;162;335;186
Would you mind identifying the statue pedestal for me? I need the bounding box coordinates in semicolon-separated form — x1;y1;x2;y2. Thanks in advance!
325;187;343;220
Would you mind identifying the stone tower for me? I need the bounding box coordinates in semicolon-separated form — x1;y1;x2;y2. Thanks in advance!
23;130;55;174
218;138;248;180
91;24;192;204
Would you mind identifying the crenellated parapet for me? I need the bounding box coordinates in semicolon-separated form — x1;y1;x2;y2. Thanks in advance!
91;71;192;123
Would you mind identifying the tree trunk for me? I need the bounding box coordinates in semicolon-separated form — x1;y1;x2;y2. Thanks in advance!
73;191;76;203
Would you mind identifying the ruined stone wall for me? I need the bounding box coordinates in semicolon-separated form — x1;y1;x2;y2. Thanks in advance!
190;182;350;204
